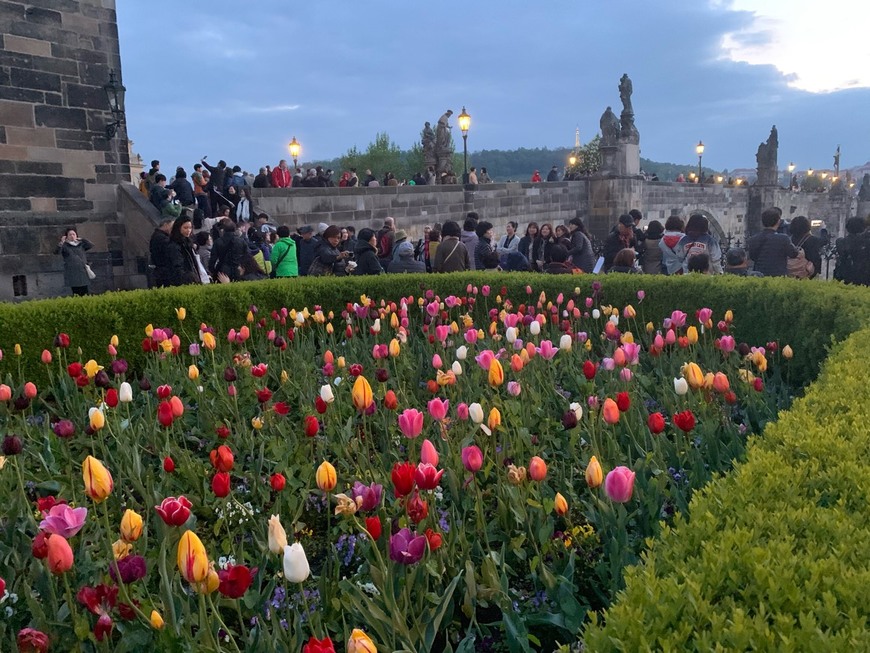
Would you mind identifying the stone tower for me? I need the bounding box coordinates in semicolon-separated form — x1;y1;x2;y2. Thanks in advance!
0;0;133;300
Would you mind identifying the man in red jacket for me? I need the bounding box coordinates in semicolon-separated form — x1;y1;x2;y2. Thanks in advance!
271;160;292;188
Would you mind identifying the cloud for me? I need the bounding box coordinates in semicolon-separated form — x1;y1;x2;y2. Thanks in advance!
247;105;301;114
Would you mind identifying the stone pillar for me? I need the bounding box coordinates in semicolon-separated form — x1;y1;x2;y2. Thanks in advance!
586;176;644;240
0;0;134;299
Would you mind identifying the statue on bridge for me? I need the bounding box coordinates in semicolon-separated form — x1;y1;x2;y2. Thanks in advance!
435;110;454;182
754;125;779;186
422;121;436;170
618;73;639;144
618;74;633;116
599;107;620;146
858;173;870;201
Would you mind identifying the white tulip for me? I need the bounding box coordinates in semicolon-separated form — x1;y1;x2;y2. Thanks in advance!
320;384;335;403
295;313;305;325
529;321;541;336
451;361;463;375
455;346;468;360
283;543;310;582
505;327;517;344
468;402;484;424
609;315;619;326
592;309;601;319
569;402;583;420
673;377;689;395
372;319;381;334
559;334;572;351
119;382;133;403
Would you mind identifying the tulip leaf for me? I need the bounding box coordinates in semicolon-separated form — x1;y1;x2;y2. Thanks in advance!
421;572;462;651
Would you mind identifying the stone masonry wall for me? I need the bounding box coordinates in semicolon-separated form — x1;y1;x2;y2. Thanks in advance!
0;0;132;300
252;182;588;241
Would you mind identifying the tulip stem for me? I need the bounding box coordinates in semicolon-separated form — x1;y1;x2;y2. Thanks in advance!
199;592;220;651
158;533;179;633
208;593;242;653
61;573;81;642
14;457;38;529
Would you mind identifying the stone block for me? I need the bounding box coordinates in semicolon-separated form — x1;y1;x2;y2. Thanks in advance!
30;197;57;212
15;160;63;174
0;225;42;255
0;100;35;127
0;143;28;159
56;198;93;211
2;33;52;57
0;174;85;198
65;82;106;109
34;105;86;130
23;5;62;25
0;198;31;211
61;12;100;35
5;126;56;148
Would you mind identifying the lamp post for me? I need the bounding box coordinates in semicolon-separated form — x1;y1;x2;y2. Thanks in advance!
787;161;795;189
696;141;705;183
102;69;126;139
458;106;471;184
288;137;301;170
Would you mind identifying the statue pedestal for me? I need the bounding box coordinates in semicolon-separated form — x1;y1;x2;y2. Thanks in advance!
616;141;640;176
599;145;619;175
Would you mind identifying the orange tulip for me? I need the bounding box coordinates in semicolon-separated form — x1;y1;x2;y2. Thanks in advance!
347;629;378;653
488;359;504;387
316;461;337;492
177;530;209;583
683;362;705;390
46;534;74;575
169;396;184;418
120;509;143;543
82;455;113;503
554;492;568;516
602;398;620;425
487;407;502;431
351;376;374;412
585;456;603;488
712;372;730;393
510;354;524;372
529;456;547;482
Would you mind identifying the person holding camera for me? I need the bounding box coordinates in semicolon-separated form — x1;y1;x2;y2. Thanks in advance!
56;228;94;296
307;225;352;276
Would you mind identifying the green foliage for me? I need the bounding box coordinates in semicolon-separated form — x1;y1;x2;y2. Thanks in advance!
582;324;870;651
800;174;826;192
640;157;721;182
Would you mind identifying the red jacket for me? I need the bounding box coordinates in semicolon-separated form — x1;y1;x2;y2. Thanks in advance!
271;167;292;188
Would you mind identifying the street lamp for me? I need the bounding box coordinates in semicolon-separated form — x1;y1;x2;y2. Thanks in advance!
458;106;471;183
102;69;126;139
569;154;577;167
787;161;795;189
716;175;723;184
288;137;301;170
807;168;814;176
696;140;705;183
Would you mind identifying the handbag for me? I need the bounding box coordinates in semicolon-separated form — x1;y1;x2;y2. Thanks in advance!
306;256;334;277
269;243;292;279
85;264;96;280
787;234;815;279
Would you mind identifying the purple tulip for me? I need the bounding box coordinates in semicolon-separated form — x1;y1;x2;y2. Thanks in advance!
52;419;76;439
109;554;147;584
351;481;383;513
389;528;426;565
39;504;88;538
110;359;128;376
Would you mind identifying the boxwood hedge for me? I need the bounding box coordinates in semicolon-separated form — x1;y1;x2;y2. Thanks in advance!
2;274;869;650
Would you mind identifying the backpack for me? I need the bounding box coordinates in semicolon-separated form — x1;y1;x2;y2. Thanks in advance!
787;234;815;279
377;229;392;258
683;239;709;261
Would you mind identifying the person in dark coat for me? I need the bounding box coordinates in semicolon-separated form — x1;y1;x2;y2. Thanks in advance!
747;208;798;277
167;215;201;286
309;225;351;276
149;217;175;287
353;228;383;276
209;220;247;281
56;228;94;295
608;248;639;274
388;241;426;273
296;225;319;276
474;221;495;270
788;215;822;278
253;167;271;188
542;244;575;274
169;169;195;207
602;214;637;271
432;221;471;272
566;217;596;273
518;222;542;271
834;217;870;285
149;174;173;212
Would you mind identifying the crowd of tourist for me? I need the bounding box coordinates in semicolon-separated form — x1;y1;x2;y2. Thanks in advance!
52;156;864;295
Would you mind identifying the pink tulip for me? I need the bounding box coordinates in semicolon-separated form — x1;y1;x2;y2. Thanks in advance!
654;333;665;349
456;403;469;421
604;466;636;503
601;357;615;371
622;343;641;365
507;381;522;397
431;354;443;369
435;325;450;342
503;313;520;328
444;295;459;308
475;349;496;371
398;409;424;438
665;329;676;346
536;340;557;360
481;285;491;297
719;335;735;353
426;301;440;317
427;398;449;421
698;307;713;324
619;368;633;382
414;462;444;489
464;329;478;345
39;504;88;539
420;439;439;466
670;311;687;328
461;445;483;473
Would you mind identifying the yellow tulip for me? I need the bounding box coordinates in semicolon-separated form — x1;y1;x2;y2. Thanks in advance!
326;323;334;335
645;321;655;333
150;610;165;630
584;339;592;351
686;326;699;345
738;369;756;383
554;492;569;516
389;338;401;358
82;455;113;503
621;331;634;344
175;307;186;321
0;456;6;470
84;359;103;378
623;304;636;318
89;408;105;431
782;345;793;360
110;335;119;347
280;370;289;384
316;461;337;492
145;324;154;337
347;628;378;653
177;530;209;583
585;456;603;488
14;343;21;356
246;310;254;323
487;407;502;431
390;313;399;329
352;376;374;412
450;320;460;334
488;359;504;387
159;340;173;353
703;372;715;390
507;464;527;485
724;310;734;323
120;509;143;543
201;332;216;350
194;564;220;594
683;362;705;389
188;365;199;380
251;417;263;430
112;539;132;560
337;356;346;368
477;329;485;341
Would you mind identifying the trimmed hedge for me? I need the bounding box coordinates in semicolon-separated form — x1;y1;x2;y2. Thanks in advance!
582;324;870;651
1;275;869;388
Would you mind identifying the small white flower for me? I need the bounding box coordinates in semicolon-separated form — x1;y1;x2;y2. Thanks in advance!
559;334;573;351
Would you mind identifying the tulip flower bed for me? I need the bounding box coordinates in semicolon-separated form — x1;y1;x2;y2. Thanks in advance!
0;285;796;652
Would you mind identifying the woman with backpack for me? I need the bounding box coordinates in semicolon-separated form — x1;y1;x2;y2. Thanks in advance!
788;216;821;279
659;216;685;274
674;214;722;274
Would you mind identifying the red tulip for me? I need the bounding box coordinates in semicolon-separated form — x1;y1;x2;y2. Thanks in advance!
163;456;175;473
0;577;5;598
157;401;174;427
157;384;172;400
314;396;328;414
209;445;234;472
67;362;83;378
105;388;119;408
365;516;382;541
424;528;443;552
154;496;192;526
251;363;268;378
215;424;231;439
648;412;666;434
303;636;337;653
212;472;230;498
31;532;49;559
256;388;273;403
673;410;696;433
270;473;286;491
218;564;256;599
384;390;398;410
414;463;444;490
274;401;290;416
391;461;416;497
304;415;319;437
616;391;631;412
583;360;597;380
529;456;548;482
406;491;428;524
94;613;113;641
46;534;74;574
55;333;71;348
17;628;50;653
